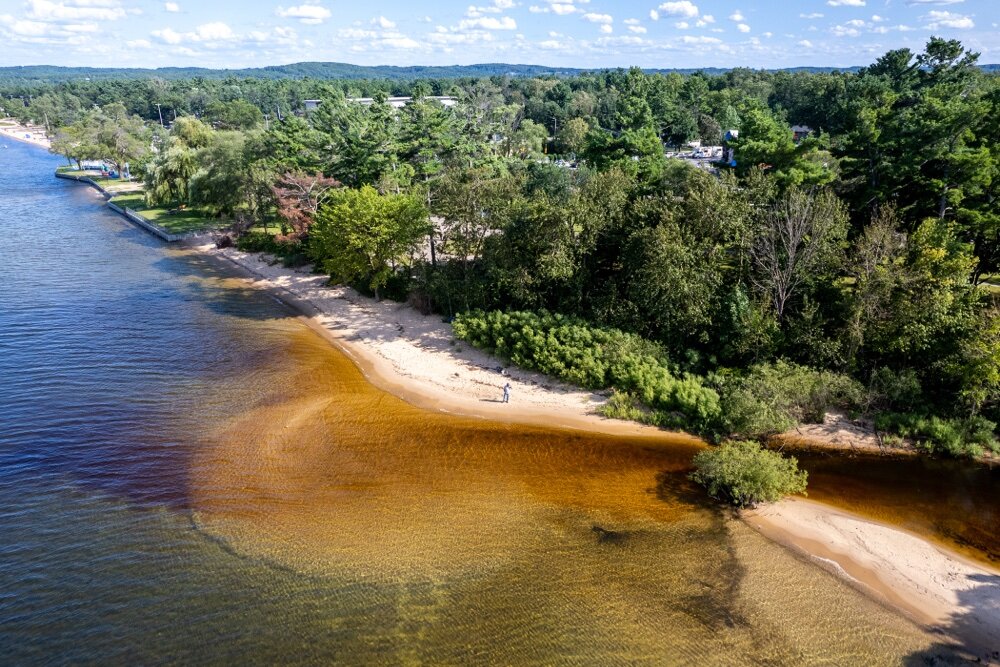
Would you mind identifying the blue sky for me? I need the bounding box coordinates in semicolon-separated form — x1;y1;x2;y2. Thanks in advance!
0;0;997;70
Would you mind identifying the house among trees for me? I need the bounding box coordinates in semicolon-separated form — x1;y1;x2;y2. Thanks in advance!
791;125;813;143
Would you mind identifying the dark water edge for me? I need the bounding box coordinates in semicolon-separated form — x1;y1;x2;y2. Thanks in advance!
0;139;992;665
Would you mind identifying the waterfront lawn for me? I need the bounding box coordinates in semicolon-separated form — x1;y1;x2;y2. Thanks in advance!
57;167;141;194
111;194;224;234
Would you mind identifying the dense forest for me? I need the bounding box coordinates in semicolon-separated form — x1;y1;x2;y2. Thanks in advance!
14;37;1000;457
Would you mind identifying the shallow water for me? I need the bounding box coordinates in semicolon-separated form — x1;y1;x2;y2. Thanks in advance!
0;140;989;664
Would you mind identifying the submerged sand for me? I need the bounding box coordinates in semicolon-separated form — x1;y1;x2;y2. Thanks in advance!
185;241;1000;658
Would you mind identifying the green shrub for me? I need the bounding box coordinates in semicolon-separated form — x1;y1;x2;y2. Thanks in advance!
453;310;722;432
690;440;808;508
718;361;864;439
236;232;309;267
598;390;664;426
874;413;998;458
235;231;283;254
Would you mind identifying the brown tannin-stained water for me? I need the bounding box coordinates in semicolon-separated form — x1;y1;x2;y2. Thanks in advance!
1;141;995;664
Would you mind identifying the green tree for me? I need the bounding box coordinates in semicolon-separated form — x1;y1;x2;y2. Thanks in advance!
203;99;264;130
731;106;837;187
312;93;399;187
94;103;150;180
310;186;429;300
555;116;589;156
143;116;214;205
188;131;250;216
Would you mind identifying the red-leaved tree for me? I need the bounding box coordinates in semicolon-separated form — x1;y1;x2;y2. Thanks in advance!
271;171;341;241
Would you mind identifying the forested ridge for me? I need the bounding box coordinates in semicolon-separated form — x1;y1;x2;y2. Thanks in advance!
0;63;883;85
14;37;1000;457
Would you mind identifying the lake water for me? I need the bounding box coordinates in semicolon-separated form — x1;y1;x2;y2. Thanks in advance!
0;140;993;664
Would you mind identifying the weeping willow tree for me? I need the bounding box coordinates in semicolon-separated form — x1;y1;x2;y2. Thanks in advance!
143;116;213;206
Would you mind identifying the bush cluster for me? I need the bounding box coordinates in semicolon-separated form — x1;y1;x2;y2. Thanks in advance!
718;361;865;439
453;310;722;431
235;232;309;267
874;413;999;459
690;440;809;508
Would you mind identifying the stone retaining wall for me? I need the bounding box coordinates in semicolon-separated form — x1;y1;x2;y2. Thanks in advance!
56;171;202;243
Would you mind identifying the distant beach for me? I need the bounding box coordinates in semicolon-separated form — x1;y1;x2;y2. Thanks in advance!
0;120;51;149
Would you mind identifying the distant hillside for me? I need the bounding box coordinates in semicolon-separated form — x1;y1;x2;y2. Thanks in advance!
1;61;996;83
0;62;867;83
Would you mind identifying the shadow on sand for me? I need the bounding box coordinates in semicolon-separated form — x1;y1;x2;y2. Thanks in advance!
904;573;1000;665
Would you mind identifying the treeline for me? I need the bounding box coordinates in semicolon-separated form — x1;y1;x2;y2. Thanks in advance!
40;38;1000;456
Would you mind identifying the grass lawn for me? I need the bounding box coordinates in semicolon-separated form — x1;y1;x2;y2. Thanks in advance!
111;193;225;235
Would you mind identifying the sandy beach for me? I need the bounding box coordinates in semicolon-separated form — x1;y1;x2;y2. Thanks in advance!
197;241;680;440
748;499;1000;657
195;241;1000;659
0;120;51;149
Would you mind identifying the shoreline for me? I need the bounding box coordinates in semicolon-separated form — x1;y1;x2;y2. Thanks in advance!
192;240;1000;658
194;241;689;441
0;120;51;149
747;498;1000;657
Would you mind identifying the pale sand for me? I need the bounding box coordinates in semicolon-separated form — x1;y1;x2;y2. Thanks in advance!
194;242;1000;657
748;498;1000;656
196;242;684;440
0;120;51;149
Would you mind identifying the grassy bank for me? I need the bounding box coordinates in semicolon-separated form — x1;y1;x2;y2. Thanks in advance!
108;193;222;235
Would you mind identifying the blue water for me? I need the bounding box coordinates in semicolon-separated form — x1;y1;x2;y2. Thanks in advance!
0;142;346;663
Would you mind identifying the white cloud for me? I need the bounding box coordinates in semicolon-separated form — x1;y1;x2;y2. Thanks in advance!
800;12;824;19
831;23;861;36
649;9;659;20
627;24;646;33
152;21;235;44
529;0;586;15
126;38;151;48
458;16;517;29
798;39;813;47
25;0;127;22
164;2;179;11
681;34;721;44
276;3;331;24
599;23;612;33
675;21;689;29
372;15;396;29
582;12;612;24
923;10;974;28
827;0;865;6
657;2;699;19
737;23;750;32
729;10;744;21
151;26;182;43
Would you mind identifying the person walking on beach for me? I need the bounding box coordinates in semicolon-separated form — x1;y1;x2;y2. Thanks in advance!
502;382;512;404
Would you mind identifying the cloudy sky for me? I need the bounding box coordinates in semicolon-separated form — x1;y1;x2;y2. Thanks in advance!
0;0;997;70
